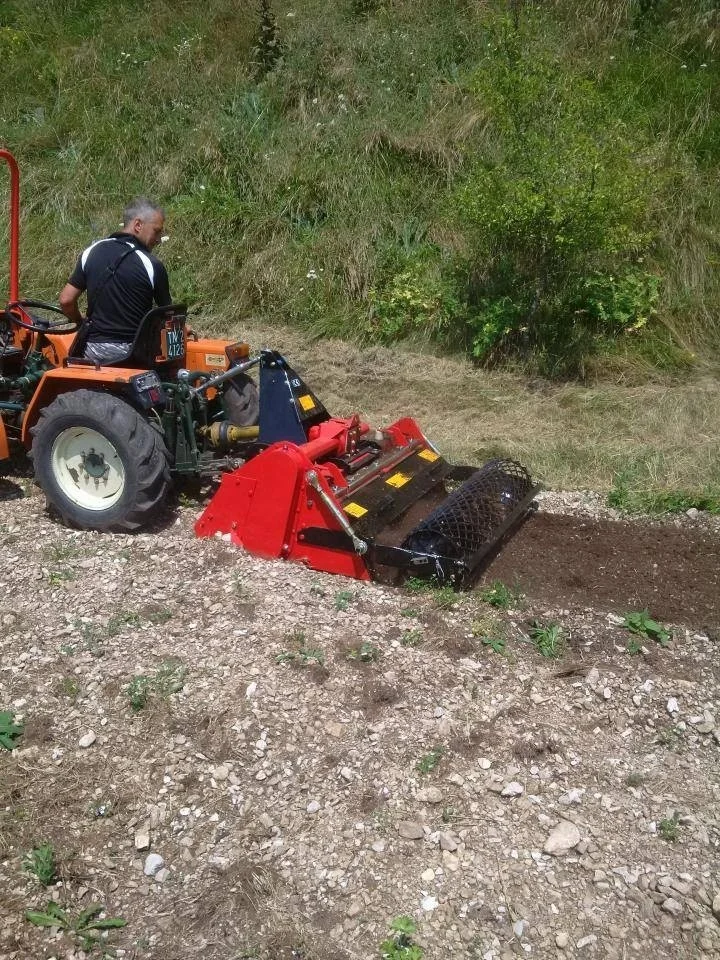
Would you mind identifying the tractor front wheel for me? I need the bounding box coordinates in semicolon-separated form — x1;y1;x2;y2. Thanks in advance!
31;389;171;531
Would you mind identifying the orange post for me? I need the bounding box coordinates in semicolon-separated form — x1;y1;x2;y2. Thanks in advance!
0;148;20;303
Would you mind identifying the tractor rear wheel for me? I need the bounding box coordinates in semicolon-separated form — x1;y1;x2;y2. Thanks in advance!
31;389;171;531
223;373;259;427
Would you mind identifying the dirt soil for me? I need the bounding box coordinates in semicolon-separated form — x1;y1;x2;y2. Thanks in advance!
0;475;719;960
484;512;720;629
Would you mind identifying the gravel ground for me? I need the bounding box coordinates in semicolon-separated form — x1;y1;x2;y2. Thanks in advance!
1;477;719;960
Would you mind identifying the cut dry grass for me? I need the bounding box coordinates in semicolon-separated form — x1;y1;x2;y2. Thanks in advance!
231;319;720;494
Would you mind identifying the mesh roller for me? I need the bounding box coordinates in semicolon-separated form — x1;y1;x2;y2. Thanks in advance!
401;459;534;562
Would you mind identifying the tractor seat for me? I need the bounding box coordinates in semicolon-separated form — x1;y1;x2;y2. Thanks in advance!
66;304;187;371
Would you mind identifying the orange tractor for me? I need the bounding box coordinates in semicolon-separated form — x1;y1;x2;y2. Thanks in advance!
1;149;537;586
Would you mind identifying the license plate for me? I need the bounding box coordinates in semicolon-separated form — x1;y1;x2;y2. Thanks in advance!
163;324;185;360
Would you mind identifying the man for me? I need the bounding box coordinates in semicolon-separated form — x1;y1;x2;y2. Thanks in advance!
59;198;171;364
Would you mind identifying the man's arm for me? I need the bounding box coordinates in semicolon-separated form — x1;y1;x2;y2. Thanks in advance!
153;262;171;307
59;283;84;324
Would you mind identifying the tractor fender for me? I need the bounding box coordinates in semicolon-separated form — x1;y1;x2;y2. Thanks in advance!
0;417;10;469
20;367;136;447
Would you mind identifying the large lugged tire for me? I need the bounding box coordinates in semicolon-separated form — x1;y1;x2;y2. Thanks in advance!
223;373;259;427
30;389;171;532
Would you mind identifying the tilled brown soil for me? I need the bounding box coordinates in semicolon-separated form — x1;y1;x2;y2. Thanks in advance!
482;512;720;629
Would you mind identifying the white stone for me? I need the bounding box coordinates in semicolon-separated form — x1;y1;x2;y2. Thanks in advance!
478;758;492;769
340;766;353;782
501;781;524;797
556;932;569;949
421;895;438;911
134;830;150;851
667;697;679;714
78;731;96;748
421;868;435;884
306;800;321;814
543;820;581;856
416;786;443;804
143;854;164;877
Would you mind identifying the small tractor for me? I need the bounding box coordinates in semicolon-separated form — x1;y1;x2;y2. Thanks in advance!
1;149;537;586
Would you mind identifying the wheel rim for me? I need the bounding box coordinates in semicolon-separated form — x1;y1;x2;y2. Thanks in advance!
50;426;125;511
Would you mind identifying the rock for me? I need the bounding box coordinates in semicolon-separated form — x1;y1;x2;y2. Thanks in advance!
213;764;230;781
346;899;362;917
501;781;524;797
143;854;164;877
558;788;584;805
556;931;569;949
134;830;150;851
711;893;720;920
544;820;581;856
78;731;96;748
439;831;458;852
398;821;424;840
513;919;527;938
686;507;699;518
340;766;353;782
577;934;598;949
661;897;683;917
421;895;438;911
371;840;386;853
417;786;443;804
421;868;435;884
155;867;170;883
478;758;492;769
667;697;679;715
306;800;321;814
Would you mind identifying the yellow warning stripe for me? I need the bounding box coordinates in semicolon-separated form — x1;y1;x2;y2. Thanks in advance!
385;472;411;488
298;394;315;412
418;448;439;462
344;501;368;518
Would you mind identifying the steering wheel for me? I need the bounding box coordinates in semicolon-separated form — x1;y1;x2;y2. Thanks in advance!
6;299;81;334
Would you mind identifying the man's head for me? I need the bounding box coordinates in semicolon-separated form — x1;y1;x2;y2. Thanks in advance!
121;197;165;250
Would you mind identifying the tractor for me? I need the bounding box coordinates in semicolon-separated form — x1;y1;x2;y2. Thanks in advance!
1;149;537;586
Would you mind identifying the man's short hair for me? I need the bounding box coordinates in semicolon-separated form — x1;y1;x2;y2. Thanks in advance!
122;197;164;226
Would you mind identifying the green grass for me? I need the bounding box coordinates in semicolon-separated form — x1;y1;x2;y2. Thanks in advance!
416;746;444;775
2;0;720;378
23;843;57;886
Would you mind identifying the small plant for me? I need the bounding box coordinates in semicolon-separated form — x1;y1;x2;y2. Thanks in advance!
625;771;645;788
622;611;671;647
481;633;507;655
146;608;172;625
400;607;419;618
379;915;424;960
416;746;444;775
441;806;457;823
656;725;682;747
106;611;142;637
528;620;564;658
127;658;187;712
400;628;423;647
347;640;380;663
276;631;325;667
48;568;76;586
23;843;57;886
334;589;354;611
479;580;522;610
0;710;24;750
471;617;508;655
56;676;81;700
26;901;126;952
658;814;680;842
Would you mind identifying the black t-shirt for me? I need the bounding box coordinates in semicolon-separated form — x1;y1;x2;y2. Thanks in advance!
68;232;171;343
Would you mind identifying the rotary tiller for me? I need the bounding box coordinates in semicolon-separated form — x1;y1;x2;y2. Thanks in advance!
196;352;538;587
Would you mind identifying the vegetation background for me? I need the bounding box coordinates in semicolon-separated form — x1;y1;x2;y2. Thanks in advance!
1;0;719;502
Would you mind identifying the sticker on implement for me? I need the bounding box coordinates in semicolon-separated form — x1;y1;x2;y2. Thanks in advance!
204;353;226;367
298;394;316;412
344;502;368;518
418;448;440;462
385;472;411;488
